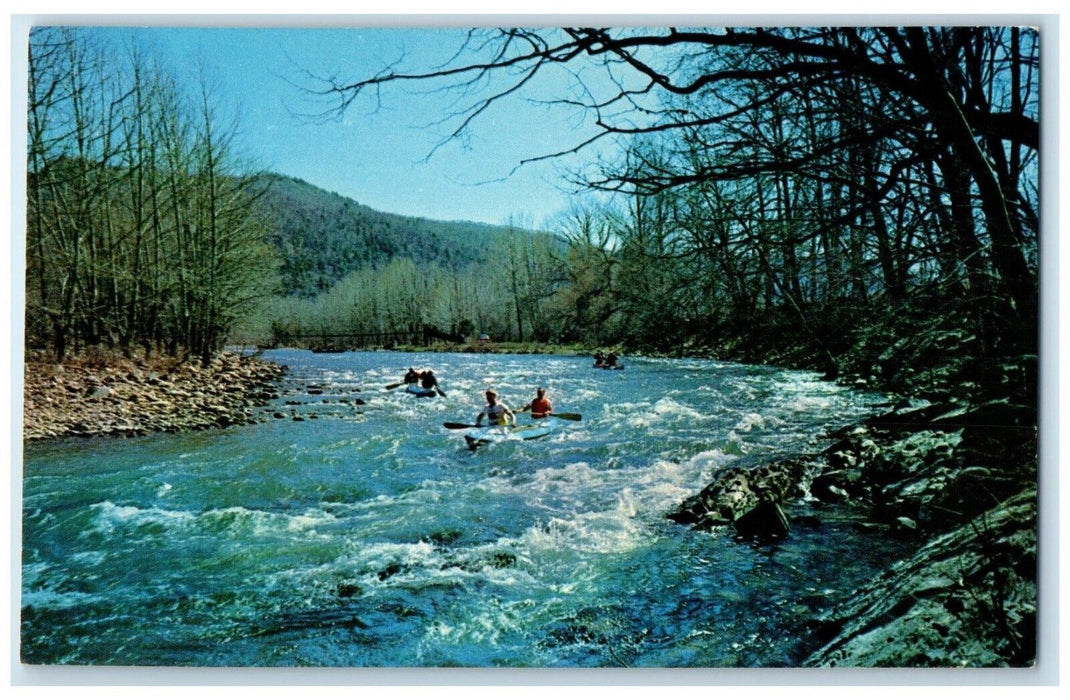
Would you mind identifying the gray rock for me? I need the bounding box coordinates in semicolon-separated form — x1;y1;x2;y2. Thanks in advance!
804;488;1036;667
86;385;111;399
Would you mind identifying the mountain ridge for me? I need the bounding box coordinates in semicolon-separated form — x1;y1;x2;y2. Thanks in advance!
253;173;540;297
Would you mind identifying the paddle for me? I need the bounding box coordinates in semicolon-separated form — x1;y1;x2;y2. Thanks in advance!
435;386;447;397
444;421;511;430
518;407;582;422
384;382;405;390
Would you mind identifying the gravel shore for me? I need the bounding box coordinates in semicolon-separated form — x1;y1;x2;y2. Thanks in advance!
22;350;285;441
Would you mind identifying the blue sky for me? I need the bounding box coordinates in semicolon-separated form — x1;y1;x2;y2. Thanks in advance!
68;24;612;228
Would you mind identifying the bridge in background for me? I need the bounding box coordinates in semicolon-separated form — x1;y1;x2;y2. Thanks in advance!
276;325;472;352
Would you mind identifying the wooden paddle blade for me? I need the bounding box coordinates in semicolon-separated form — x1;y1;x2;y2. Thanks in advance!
443;422;476;430
553;412;582;421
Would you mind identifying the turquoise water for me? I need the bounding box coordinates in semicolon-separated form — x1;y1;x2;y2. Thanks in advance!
21;350;913;667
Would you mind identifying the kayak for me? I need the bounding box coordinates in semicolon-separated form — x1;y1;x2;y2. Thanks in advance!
463;418;558;450
406;384;437;397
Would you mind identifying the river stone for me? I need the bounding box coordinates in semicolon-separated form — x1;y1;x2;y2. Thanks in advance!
667;459;803;538
86;385;111;399
895;516;918;530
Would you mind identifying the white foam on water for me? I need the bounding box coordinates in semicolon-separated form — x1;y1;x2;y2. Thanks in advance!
315;532;539;593
617;396;712;431
323;368;363;383
525;460;598;495
616;487;639;518
87;501;340;540
21;585;100;610
628;453;732;509
520;452;708;518
70;550;107;567
681;448;737;476
622;413;655;430
580;449;736;520
733;412;766;432
608;399;654;429
782;395;835;412
472;437;745;563
277;508;338;535
653;396;707;420
522;495;646;556
338;539;438;571
419;597;527;649
723;432;751;455
569;387;604;402
197;505;335;539
88;501;196;535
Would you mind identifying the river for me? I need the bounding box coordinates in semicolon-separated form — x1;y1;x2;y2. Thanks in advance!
21;350;916;667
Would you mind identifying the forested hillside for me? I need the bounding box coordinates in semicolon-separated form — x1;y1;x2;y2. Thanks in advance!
242;174;568;347
254;174;530;296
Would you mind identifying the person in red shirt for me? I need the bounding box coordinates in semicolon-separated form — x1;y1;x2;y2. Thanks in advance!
521;387;554;419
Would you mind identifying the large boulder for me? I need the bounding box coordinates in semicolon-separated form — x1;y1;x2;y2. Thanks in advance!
667;457;808;539
803;487;1037;667
808;401;1036;538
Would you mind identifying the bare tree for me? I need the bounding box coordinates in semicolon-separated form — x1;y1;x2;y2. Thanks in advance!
311;26;1038;354
26;27;279;362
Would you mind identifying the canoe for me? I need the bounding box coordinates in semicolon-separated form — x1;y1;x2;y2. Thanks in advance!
463;418;558;450
405;384;437;397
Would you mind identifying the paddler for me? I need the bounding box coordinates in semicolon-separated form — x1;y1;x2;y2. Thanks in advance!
475;390;516;428
418;369;440;391
521;387;554;419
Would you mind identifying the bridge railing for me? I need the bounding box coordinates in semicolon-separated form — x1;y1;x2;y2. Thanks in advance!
274;327;476;351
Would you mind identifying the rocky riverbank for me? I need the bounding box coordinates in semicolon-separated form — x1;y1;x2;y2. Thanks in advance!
22;349;285;441
668;397;1039;667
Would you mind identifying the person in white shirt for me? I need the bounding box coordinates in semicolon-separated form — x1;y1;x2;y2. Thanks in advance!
475;390;516;427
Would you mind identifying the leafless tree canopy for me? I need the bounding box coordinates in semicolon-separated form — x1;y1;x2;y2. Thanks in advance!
27;27;280;363
307;26;1037;361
